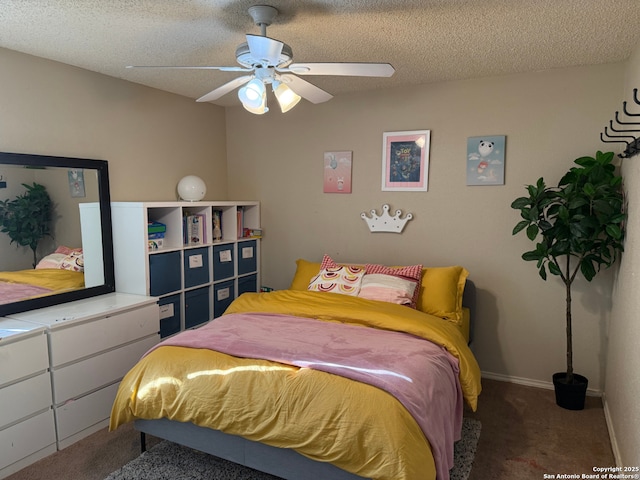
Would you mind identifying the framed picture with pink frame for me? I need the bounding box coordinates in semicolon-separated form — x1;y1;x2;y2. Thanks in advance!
381;130;430;191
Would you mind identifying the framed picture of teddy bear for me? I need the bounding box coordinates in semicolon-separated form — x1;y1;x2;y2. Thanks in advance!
466;135;506;186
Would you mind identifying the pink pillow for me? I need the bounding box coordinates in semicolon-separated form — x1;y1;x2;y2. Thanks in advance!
319;254;347;270
365;263;423;309
55;245;83;255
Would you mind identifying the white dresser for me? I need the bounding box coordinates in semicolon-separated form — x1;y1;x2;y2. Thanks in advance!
8;293;159;451
0;318;56;479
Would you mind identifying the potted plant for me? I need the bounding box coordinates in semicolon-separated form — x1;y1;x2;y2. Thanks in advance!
0;182;53;268
511;151;626;410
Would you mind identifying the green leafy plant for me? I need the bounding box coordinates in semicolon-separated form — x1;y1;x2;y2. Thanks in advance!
0;182;53;268
511;151;626;384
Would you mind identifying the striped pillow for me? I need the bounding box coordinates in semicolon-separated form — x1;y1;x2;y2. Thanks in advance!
358;274;417;305
364;263;423;308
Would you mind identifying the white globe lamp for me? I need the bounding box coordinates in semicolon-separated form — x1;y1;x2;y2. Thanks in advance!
177;175;206;202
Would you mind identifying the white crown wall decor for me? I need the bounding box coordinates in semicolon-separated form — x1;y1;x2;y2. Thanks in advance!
360;204;413;233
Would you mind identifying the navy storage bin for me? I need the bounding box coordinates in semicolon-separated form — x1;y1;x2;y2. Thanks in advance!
185;287;210;329
158;294;181;338
184;247;210;288
213;244;234;280
237;240;257;275
237;274;257;296
149;251;181;296
213;280;235;318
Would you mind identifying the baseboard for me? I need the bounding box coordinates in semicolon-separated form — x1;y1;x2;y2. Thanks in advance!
481;370;602;397
601;392;622;467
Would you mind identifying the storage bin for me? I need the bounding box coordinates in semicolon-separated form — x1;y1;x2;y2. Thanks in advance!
159;294;181;338
213;245;234;280
185;287;210;329
149;251;181;296
237;274;257;296
237;240;257;275
213;280;235;318
184;247;210;288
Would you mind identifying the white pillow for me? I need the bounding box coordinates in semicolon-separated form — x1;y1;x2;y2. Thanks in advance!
35;253;67;270
358;273;417;305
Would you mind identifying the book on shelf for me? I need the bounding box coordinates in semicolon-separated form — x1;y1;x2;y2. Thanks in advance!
237;207;244;239
183;214;205;246
148;221;166;234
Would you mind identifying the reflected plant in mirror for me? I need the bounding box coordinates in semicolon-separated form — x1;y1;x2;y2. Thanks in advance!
0;182;53;268
0;152;115;315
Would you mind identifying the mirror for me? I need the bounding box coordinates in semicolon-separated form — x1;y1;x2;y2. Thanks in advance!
0;151;115;316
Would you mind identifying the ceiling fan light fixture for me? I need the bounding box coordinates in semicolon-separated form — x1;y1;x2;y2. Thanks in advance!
238;78;266;109
241;89;269;115
273;81;301;113
242;103;269;114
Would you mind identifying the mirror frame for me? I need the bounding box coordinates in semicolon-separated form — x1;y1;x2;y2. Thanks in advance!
0;151;115;316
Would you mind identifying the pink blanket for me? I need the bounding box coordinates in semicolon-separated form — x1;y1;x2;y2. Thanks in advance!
148;312;463;480
0;281;52;304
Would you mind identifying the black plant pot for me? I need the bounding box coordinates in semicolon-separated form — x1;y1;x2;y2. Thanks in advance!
553;372;588;410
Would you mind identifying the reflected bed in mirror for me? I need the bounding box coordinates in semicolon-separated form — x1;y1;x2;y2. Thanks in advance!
0;152;115;316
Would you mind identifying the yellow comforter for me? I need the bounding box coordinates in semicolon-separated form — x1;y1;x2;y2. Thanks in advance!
0;268;85;290
110;290;482;480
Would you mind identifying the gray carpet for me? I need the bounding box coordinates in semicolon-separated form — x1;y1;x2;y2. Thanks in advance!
105;418;481;480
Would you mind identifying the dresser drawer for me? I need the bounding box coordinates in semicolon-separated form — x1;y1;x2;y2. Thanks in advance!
0;409;56;470
0;373;52;428
52;334;158;405
54;382;120;445
0;333;48;387
48;304;159;367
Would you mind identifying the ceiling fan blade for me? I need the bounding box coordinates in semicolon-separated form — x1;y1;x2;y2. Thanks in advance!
126;65;251;72
285;63;395;77
196;75;253;103
280;74;333;104
246;34;284;65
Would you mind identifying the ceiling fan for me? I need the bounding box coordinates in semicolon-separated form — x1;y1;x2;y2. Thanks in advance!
126;5;395;114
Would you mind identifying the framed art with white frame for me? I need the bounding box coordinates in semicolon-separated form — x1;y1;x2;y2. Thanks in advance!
381;130;430;191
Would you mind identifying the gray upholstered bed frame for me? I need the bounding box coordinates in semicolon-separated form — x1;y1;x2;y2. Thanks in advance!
134;280;476;480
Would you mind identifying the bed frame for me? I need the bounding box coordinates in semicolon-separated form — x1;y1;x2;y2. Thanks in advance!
135;280;477;480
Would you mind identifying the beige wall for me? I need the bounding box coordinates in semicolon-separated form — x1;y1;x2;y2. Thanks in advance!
0;47;227;202
226;63;626;392
0;47;227;269
2;44;637;458
605;40;640;466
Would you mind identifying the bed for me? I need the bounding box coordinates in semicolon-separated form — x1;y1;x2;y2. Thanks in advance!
109;257;482;480
0;268;84;304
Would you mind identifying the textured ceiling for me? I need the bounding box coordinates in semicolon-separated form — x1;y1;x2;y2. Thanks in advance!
1;1;640;107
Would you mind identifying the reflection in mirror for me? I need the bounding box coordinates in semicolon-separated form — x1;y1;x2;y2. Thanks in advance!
0;152;115;316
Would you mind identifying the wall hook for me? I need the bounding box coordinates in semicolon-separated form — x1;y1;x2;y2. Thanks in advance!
609;120;640;133
601;88;640;159
614;111;640;126
600;132;627;145
622;101;640;117
603;126;636;143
